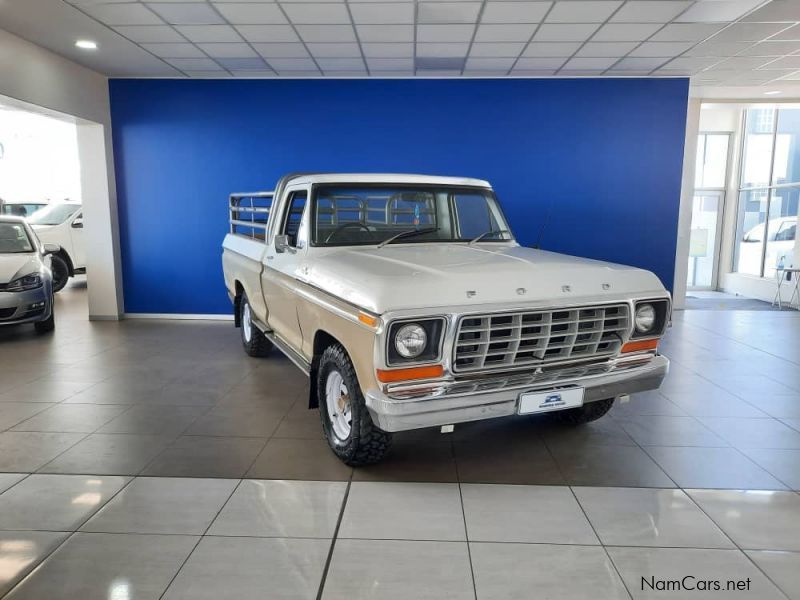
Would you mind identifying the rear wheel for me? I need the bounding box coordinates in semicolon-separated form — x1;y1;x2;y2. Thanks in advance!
50;255;69;293
239;293;272;357
551;397;615;425
318;344;391;466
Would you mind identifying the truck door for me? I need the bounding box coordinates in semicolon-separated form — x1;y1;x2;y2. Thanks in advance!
261;186;308;352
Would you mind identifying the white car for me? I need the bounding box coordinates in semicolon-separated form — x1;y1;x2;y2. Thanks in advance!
0;199;48;218
222;173;671;465
27;201;84;292
738;216;797;276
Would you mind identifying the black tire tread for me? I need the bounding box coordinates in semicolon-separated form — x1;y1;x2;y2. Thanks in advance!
240;294;272;358
34;307;55;334
551;397;615;425
319;344;391;466
50;255;69;293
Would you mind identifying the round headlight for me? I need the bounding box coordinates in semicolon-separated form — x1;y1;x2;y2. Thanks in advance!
395;323;427;359
635;304;656;333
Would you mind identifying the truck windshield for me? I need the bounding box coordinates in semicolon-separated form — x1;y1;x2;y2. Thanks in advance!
28;203;80;226
312;185;513;247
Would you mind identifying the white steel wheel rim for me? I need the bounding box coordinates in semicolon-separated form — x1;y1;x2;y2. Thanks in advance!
325;370;352;441
242;302;253;343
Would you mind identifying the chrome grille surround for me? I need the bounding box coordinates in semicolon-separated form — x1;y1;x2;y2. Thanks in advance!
453;303;630;373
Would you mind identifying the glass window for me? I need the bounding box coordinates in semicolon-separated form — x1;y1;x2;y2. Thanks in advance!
0;222;34;253
312;185;511;246
773;109;800;185
695;134;730;188
764;187;799;278
282;191;307;246
27;203;80;226
734;189;768;276
741;108;775;190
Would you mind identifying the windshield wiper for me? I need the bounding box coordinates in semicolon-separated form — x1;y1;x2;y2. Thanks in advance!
468;229;511;245
377;227;439;248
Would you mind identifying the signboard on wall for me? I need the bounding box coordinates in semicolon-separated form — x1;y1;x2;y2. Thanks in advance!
690;228;709;257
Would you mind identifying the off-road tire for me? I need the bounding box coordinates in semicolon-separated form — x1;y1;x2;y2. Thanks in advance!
34;305;55;334
50;255;70;293
239;293;272;357
551;397;615;425
318;344;392;466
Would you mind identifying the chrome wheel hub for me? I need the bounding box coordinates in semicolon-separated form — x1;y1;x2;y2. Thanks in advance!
325;370;352;441
242;301;252;343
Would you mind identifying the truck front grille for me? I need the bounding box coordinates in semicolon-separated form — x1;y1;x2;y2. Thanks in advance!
453;304;630;373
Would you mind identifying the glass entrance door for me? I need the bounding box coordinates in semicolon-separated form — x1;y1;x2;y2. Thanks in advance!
687;190;724;289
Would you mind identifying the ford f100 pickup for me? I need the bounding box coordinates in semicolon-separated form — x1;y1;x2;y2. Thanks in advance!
222;173;671;465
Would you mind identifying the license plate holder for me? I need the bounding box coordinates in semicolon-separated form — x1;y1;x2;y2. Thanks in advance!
518;388;584;415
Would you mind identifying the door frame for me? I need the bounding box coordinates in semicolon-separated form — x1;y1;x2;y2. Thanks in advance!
688;189;726;290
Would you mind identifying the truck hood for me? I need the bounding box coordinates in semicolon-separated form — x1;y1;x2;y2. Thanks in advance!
303;244;667;314
0;253;41;285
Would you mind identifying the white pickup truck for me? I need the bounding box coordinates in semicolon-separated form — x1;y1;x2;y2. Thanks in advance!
222;173;671;465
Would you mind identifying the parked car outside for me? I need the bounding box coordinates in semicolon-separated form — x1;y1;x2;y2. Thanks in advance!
0;199;48;218
222;174;671;465
27;201;84;292
0;216;57;333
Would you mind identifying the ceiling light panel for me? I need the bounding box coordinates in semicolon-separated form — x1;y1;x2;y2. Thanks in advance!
417;3;481;24
84;3;164;26
212;3;288;25
177;25;244;42
146;3;225;25
533;23;599;42
356;25;414;42
611;1;692;23
283;4;351;25
349;3;414;25
546;1;622;24
416;57;466;70
592;23;662;42
480;2;551;24
236;25;299;43
474;24;537;42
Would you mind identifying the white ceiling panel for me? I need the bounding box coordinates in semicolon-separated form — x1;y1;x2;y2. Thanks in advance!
283;4;351;24
515;56;568;69
307;42;362;57
349;3;414;24
509;69;555;75
166;57;224;70
592;23;662;42
356;24;414;41
188;71;231;78
576;41;638;57
522;41;582;56
649;23;725;42
712;22;792;42
141;42;206;58
611;56;671;70
676;0;765;24
533;23;599;41
216;56;270;69
664;56;723;70
760;55;800;69
628;41;694;57
474;24;537;42
176;24;244;42
236;24;299;42
416;42;470;56
367;57;414;69
481;2;551;24
741;0;800;22
197;42;257;57
114;25;186;43
563;56;618;69
266;57;319;70
146;3;225;25
713;55;774;69
737;40;800;56
768;24;800;40
684;40;754;56
611;1;692;24
361;42;413;57
316;57;365;70
213;3;288;25
294;24;356;42
470;42;526;57
252;42;310;57
84;3;164;26
465;57;516;69
231;71;279;78
418;3;481;24
417;24;475;42
546;1;622;24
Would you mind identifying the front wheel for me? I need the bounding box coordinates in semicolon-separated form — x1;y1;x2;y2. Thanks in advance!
550;397;615;425
239;293;272;357
50;255;69;293
318;344;392;466
34;303;55;334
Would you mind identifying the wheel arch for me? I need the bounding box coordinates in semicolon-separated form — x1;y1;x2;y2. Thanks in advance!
54;249;74;276
233;280;244;327
308;329;343;409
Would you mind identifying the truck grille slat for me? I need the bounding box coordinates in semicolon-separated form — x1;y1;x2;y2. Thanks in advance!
453;304;630;372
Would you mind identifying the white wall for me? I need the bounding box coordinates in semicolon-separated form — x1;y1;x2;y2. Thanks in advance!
0;28;123;319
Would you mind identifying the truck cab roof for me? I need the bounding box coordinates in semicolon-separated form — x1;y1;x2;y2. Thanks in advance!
277;173;493;189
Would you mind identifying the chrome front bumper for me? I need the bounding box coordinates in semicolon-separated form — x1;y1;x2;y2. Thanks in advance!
365;354;669;432
0;287;51;326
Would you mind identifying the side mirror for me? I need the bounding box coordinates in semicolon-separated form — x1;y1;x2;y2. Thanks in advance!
71;218;83;229
274;234;292;254
43;243;61;255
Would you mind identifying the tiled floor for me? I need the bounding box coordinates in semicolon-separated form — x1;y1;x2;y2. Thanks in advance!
0;280;798;598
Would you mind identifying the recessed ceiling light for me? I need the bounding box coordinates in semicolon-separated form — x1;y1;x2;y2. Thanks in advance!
764;90;782;95
75;40;98;50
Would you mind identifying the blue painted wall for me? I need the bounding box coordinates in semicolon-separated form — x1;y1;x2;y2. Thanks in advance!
109;78;689;314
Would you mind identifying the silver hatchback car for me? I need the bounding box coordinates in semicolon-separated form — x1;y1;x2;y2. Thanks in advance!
0;216;58;333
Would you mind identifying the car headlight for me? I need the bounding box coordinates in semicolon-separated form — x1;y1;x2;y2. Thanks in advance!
395;324;427;359
5;273;43;292
634;303;656;333
387;318;445;365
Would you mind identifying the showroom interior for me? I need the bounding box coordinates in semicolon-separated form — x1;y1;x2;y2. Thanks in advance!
1;0;800;598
